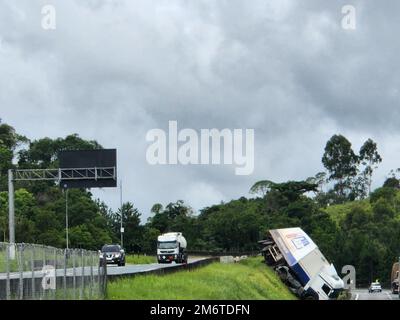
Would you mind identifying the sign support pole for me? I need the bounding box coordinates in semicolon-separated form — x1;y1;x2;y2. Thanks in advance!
65;186;69;250
120;180;123;248
8;169;15;259
8;169;14;244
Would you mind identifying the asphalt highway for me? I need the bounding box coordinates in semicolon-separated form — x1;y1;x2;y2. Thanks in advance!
351;289;399;300
0;257;209;280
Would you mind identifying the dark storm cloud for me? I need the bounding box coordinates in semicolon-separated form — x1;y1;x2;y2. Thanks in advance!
1;0;400;218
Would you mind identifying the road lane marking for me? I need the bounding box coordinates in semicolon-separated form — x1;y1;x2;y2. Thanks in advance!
355;293;359;300
386;292;393;300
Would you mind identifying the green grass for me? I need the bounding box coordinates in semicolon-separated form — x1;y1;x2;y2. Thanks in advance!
125;255;157;265
0;252;18;272
323;199;372;225
107;257;296;300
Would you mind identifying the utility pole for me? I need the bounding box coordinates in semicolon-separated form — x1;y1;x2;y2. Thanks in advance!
120;180;124;248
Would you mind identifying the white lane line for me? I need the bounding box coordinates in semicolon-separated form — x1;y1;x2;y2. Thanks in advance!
386;292;393;300
355;293;359;300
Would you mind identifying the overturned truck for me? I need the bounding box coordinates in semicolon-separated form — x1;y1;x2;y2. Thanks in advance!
259;228;344;300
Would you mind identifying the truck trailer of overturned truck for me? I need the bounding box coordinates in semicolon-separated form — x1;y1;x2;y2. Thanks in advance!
259;227;344;300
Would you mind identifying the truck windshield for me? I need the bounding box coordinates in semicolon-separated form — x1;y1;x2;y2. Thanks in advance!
158;241;177;249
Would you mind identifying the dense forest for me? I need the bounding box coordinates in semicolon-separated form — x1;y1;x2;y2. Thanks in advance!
1;119;399;286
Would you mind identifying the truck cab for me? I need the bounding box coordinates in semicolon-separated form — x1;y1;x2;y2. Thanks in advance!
157;232;188;264
304;264;344;299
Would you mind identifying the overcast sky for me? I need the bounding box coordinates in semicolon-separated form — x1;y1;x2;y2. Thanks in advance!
1;0;400;221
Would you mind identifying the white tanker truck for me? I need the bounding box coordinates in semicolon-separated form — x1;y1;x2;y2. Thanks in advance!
157;232;188;264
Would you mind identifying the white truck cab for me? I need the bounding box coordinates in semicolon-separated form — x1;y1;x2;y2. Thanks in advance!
305;264;344;299
157;232;188;264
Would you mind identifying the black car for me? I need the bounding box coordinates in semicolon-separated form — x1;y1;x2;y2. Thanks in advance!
99;244;126;266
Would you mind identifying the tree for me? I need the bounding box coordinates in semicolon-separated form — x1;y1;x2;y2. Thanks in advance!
18;134;101;168
151;203;163;214
118;202;142;252
0;121;28;190
269;180;318;202
141;227;160;253
359;139;382;195
306;172;327;193
383;177;400;189
249;180;274;197
250;180;317;202
322;135;358;200
0;120;28;151
349;174;369;201
164;200;192;219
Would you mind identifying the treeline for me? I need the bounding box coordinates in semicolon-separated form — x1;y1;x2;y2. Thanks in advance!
1;120;400;285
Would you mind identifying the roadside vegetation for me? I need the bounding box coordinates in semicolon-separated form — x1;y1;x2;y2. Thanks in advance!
107;257;296;300
125;254;156;265
1;119;400;287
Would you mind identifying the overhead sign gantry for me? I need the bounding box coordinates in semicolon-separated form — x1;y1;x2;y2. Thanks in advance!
8;149;117;246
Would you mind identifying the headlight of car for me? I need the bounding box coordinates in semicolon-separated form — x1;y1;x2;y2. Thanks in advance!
115;253;120;258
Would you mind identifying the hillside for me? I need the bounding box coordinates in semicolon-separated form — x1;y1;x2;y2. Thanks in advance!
320;187;400;286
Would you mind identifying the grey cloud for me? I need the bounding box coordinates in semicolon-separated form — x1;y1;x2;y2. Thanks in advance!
1;0;400;220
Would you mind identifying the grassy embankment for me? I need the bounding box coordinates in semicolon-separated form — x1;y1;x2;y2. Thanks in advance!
125;255;156;264
323;199;372;225
107;257;296;300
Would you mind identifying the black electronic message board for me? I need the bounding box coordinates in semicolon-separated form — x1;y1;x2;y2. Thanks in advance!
59;149;117;189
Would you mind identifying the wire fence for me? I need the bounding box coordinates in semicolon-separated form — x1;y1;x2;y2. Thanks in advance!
0;242;107;300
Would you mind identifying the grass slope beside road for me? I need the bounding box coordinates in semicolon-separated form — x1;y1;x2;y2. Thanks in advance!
125;255;156;264
108;257;296;300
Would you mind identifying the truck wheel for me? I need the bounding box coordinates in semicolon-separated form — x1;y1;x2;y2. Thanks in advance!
277;270;288;282
302;289;319;300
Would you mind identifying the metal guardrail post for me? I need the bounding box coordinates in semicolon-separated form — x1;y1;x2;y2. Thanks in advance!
63;249;67;299
31;245;35;299
89;252;94;299
72;249;76;300
6;243;10;300
42;245;46;300
97;253;101;298
53;248;57;300
104;253;108;299
18;244;23;300
80;249;84;299
101;252;107;299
